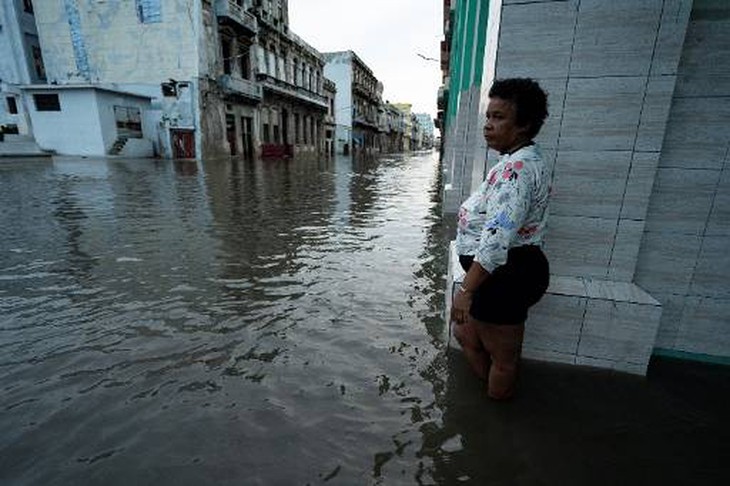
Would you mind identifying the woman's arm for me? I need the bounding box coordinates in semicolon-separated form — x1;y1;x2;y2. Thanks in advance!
451;261;489;324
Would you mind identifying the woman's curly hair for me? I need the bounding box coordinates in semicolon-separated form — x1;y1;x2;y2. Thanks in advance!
489;78;548;139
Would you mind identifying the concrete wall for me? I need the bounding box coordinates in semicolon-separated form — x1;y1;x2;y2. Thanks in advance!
635;0;730;360
31;0;210;159
26;88;153;157
0;1;32;84
33;0;201;84
1;1;39;134
323;55;352;154
95;89;154;153
26;89;105;155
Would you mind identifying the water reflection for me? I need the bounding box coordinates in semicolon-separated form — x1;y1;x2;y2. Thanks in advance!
1;151;462;484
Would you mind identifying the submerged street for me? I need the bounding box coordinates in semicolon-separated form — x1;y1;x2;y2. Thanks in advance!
1;153;727;485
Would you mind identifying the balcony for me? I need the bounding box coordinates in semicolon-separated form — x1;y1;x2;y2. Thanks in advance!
215;0;257;35
256;73;328;110
353;114;379;131
218;74;262;102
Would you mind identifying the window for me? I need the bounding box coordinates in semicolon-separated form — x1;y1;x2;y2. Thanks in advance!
294;114;300;144
7;97;18;115
239;44;250;79
222;38;232;75
114;106;143;138
30;44;45;80
33;94;60;111
263;123;270;143
273;125;279;144
23;0;34;14
135;0;162;24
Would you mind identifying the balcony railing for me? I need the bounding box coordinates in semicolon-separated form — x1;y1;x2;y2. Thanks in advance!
256;73;328;110
218;74;262;101
215;0;257;35
353;115;379;130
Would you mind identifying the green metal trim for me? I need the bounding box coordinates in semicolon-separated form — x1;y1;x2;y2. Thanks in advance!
461;0;478;92
652;348;730;366
473;0;489;84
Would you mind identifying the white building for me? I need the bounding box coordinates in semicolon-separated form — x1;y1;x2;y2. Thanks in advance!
0;0;46;136
323;51;381;155
23;84;154;157
0;0;265;159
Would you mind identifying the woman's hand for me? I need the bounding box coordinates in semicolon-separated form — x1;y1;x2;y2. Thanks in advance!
451;288;473;325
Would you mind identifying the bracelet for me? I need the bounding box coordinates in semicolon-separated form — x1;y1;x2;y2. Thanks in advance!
459;284;473;294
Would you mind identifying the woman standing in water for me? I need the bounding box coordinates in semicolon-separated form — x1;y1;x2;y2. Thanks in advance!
451;78;550;400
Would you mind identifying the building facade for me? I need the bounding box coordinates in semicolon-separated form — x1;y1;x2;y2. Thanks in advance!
323;77;336;155
323;51;381;155
0;0;333;160
254;1;329;158
414;113;435;149
0;0;47;136
442;0;730;372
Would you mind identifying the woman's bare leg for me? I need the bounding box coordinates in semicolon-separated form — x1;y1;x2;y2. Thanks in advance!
453;319;490;381
477;322;524;400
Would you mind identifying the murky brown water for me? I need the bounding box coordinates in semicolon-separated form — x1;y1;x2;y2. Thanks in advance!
3;153;729;485
1;152;457;484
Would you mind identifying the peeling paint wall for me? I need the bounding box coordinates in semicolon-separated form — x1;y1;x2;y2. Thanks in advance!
63;0;91;80
31;0;206;158
198;2;228;159
34;0;201;84
323;54;352;154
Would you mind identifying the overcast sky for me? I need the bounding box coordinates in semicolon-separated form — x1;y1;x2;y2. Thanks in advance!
288;0;443;121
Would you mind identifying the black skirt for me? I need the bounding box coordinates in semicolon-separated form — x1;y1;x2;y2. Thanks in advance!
459;245;550;325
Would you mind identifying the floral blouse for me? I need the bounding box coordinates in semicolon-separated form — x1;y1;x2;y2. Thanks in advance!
456;144;550;273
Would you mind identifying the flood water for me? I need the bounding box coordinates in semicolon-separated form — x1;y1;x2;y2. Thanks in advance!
1;152;459;484
3;153;728;486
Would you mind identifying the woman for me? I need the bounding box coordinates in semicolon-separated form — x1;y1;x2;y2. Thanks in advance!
451;78;550;400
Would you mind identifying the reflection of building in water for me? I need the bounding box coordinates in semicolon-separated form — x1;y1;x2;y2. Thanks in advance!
440;0;730;372
202;157;338;301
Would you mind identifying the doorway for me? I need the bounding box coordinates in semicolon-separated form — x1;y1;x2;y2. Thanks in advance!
171;129;195;159
226;114;237;155
241;116;253;160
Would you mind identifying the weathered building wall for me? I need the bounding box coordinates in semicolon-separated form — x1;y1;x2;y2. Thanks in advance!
0;0;41;134
30;0;208;158
635;0;730;361
25;89;105;155
24;87;153;156
323;54;352;154
199;4;228;159
34;0;201;84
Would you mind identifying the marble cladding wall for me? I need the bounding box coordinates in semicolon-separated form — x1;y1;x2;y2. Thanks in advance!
635;0;730;359
444;0;729;365
446;243;662;375
494;0;692;283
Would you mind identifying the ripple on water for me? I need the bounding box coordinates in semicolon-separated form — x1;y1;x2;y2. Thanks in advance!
0;152;450;484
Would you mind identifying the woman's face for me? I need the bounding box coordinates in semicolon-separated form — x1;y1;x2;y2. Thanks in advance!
483;97;529;154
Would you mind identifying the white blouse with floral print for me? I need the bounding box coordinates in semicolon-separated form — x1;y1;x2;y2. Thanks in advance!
456;144;550;273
